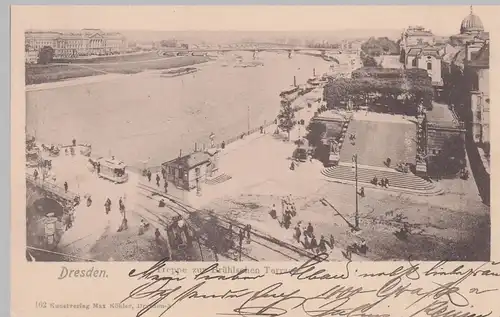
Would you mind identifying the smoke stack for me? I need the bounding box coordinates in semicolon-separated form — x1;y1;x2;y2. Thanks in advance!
179;149;182;157
194;143;198;152
293;76;297;87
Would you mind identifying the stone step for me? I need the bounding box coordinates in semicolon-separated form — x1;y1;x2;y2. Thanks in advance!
321;165;436;191
205;173;232;185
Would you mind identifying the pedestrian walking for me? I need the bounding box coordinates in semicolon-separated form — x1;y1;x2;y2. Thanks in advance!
105;198;111;214
156;174;161;187
155;228;161;242
164;181;168;193
303;235;310;249
294;225;301;243
306;222;314;237
33;169;39;181
147;170;152;182
359;187;365;197
329;234;335;249
310;235;318;251
318;235;328;253
64;181;68;193
269;204;277;219
119;197;125;214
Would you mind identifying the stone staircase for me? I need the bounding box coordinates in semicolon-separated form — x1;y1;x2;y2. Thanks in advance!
321;165;440;195
339;119;417;168
205;173;232;185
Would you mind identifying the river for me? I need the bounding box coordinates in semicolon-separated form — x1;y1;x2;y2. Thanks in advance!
26;52;334;168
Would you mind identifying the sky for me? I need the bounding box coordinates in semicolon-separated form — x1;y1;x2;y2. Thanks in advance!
13;5;495;38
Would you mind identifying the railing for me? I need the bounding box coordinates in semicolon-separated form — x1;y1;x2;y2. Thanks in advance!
139;119;277;174
26;174;79;202
216;120;276;149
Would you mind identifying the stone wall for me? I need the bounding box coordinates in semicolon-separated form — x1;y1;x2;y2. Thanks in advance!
426;126;466;176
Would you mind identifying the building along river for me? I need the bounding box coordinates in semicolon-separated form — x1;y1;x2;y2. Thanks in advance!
26;52;333;168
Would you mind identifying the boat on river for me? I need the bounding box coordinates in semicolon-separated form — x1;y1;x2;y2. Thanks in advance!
279;85;301;100
307;76;328;87
234;61;264;68
160;67;198;78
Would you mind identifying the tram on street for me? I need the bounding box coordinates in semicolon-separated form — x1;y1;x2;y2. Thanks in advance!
97;157;129;183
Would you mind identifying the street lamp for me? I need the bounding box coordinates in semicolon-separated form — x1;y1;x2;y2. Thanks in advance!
351;154;359;230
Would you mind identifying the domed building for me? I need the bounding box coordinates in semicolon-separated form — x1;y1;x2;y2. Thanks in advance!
450;6;488;46
460;6;484;34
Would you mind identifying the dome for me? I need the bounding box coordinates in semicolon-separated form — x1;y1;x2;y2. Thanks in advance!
460;6;484;34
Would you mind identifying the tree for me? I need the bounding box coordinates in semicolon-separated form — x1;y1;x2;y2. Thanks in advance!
323;68;434;111
277;100;296;141
305;121;327;147
38;46;54;64
361;37;400;56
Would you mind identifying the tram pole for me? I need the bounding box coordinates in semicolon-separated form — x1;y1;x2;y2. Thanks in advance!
355;155;359;229
352;154;359;230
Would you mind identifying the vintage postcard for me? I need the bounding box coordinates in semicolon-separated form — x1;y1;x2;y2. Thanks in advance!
11;5;499;317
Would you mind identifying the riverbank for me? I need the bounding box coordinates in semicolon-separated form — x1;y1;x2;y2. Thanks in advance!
26;53;332;171
25;55;211;85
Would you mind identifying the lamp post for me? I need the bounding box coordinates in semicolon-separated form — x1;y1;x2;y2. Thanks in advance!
351;154;359;230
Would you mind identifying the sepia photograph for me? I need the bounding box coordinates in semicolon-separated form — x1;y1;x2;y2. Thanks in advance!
23;5;490;263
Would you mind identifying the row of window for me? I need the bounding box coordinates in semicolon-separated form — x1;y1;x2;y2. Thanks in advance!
166;166;201;179
410;58;433;70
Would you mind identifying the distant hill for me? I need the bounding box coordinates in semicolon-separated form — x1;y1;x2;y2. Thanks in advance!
118;29;403;45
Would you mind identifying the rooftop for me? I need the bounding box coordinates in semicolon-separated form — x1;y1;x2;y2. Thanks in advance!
100;157;126;168
460;6;484;34
406;46;440;58
163;151;211;170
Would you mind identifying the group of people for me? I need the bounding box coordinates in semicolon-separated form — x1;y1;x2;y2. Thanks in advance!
371;176;389;188
269;195;338;255
145;169;169;194
269;195;297;229
459;168;470;180
294;222;336;254
103;196;126;216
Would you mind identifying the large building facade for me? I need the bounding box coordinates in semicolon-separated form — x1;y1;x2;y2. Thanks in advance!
400;26;435;51
405;46;443;87
25;29;127;61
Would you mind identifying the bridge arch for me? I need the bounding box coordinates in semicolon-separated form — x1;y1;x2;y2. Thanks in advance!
26;184;65;219
26;182;68;251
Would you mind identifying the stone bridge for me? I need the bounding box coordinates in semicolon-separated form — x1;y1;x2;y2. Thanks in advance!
26;174;80;217
158;45;353;58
